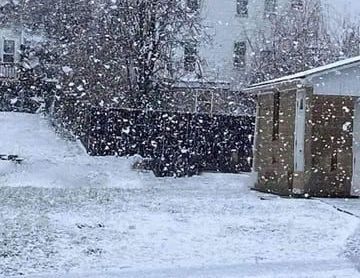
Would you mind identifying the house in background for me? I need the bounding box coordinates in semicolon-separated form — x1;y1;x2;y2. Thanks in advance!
245;56;360;197
0;0;53;113
170;0;306;116
0;25;22;79
0;0;49;81
178;0;294;89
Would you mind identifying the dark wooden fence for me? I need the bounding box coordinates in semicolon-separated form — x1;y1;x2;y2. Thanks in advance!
53;96;255;177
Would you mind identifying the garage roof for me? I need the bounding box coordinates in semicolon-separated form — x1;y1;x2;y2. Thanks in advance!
246;56;360;92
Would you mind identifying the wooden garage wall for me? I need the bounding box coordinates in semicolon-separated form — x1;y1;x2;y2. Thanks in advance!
308;95;354;197
255;90;296;195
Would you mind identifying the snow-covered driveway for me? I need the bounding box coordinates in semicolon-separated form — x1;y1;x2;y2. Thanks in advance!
1;112;360;277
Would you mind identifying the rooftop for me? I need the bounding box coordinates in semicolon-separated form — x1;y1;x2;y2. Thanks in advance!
247;56;360;91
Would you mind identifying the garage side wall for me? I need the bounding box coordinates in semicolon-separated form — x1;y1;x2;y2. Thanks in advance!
308;95;354;197
255;90;296;195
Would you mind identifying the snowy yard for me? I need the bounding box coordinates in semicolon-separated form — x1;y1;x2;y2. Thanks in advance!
1;112;360;277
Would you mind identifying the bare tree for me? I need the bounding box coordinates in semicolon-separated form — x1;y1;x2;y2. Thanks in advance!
247;0;340;84
341;21;360;58
22;0;203;109
0;0;204;112
98;0;202;109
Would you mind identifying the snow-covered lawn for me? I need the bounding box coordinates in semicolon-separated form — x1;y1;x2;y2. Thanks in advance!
0;112;145;189
1;112;360;277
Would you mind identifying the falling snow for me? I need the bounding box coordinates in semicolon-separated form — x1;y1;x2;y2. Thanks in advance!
1;0;360;277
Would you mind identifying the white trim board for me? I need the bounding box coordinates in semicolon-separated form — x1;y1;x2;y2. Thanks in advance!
294;89;306;173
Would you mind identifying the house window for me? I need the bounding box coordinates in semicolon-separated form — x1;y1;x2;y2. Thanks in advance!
187;0;199;12
196;90;213;114
184;42;197;72
234;41;246;68
264;0;277;15
272;91;280;141
260;49;274;62
291;0;304;10
3;39;15;63
236;0;248;17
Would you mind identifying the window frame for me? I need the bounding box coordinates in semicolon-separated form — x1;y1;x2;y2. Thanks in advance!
184;42;197;72
236;0;249;17
264;0;277;16
291;0;304;11
186;0;200;12
3;39;15;64
233;41;247;69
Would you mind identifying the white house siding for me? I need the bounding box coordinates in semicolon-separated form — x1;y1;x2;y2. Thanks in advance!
177;0;291;90
0;26;23;79
0;27;22;63
178;0;360;91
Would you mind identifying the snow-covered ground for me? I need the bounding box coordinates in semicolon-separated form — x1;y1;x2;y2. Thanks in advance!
0;112;149;189
1;112;360;277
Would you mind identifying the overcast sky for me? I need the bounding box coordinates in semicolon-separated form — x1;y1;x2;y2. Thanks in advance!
324;0;360;21
320;0;360;36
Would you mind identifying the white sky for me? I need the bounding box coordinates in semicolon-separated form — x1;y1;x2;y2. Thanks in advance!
321;0;360;37
324;0;360;22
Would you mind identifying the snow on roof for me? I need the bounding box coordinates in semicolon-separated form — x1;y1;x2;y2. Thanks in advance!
248;55;360;90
